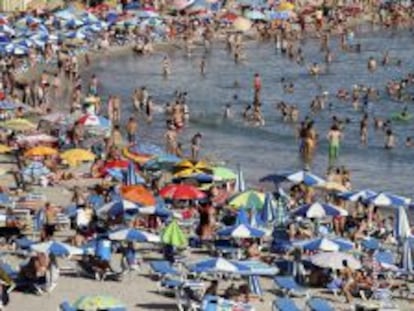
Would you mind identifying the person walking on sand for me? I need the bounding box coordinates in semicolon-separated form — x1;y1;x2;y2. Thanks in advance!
327;124;343;163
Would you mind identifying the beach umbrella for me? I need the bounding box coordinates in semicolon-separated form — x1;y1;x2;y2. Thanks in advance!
0;193;10;206
337;189;377;202
402;238;413;273
77;114;111;128
142;153;181;171
80;11;100;24
361;237;380;251
0;118;36;131
123;161;145;185
160;184;206;200
161;220;188;248
55;9;76;21
228;190;265;210
130;142;164;156
220;12;238;22
189;257;250;274
0;144;11;154
278;1;295;11
291;202;348;218
248;275;263;296
24;146;58;157
265;10;291;21
235;164;246;193
249;207;265;228
245;10;266;21
173;0;196;10
73;295;125;310
174;160;212;178
5;43;29;56
233;17;252;32
365;192;410;207
100;159;129;175
374;250;397;270
283;170;325;186
261;192;276;224
120;185;156;206
138;197;173;218
235;208;249;225
310;252;361;270
0;101;16;111
0;25;14;36
135;10;160;18
211;166;236;181
65;18;84;28
217;223;266;239
395;205;411;241
294;237;354;252
108;227;160;243
31;241;83;257
60;148;96;167
22;161;50;179
97;199;140;216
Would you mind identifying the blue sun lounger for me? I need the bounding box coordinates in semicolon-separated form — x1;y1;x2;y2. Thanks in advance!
272;297;301;311
307;298;335;311
59;301;75;311
149;260;180;277
274;276;308;297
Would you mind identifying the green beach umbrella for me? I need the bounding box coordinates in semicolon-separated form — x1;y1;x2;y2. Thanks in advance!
161;220;188;248
212;166;237;181
228;190;265;210
73;295;125;310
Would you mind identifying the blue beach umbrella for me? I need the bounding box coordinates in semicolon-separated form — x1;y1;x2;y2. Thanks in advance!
108;227;160;243
55;9;76;21
235;208;249;225
292;202;348;218
294;237;354;252
261;192;276;224
97;200;140;216
284;170;325;186
395;205;411;241
0;193;10;206
189;257;250;274
0;101;17;110
31;241;83;257
134;142;164;156
123;162;145;185
23;161;50;179
337;189;377;202
250;207;265;228
245;10;266;20
0;25;15;36
248;275;263;296
365;192;410;207
218;223;266;239
235;164;246;193
65;19;84;28
138;197;173;218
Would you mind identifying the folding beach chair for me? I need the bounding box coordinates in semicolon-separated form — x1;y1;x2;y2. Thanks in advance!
274;276;308;297
59;301;75;311
272;297;301;311
307;297;335;311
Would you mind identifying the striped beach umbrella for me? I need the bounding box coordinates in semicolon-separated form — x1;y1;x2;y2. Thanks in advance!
284;170;325;186
31;241;83;257
108;228;160;243
248;275;263;296
365;192;410;207
292;202;348;218
217;223;266;239
294;237;354;252
189;257;250;274
337;189;377;202
123;162;145;185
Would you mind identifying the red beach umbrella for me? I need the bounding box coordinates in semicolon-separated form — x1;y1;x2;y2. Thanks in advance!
160;184;207;200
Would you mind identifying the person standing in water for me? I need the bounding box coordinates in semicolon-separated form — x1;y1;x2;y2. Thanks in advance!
200;56;206;76
162;56;171;78
253;73;262;102
327;124;343;163
191;132;202;161
360;114;369;146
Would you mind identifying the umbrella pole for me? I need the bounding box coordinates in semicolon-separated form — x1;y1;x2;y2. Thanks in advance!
13;150;26;191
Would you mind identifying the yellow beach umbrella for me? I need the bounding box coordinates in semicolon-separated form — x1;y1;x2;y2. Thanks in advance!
174;160;212;178
278;2;295;11
0;144;11;154
233;17;252;32
0;119;36;132
24;146;58;157
60;148;96;166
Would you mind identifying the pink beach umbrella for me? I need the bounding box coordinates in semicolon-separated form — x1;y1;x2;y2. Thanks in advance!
173;0;196;10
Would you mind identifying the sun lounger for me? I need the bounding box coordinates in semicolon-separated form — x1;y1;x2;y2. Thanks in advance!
149;260;180;278
59;301;75;311
307;298;335;311
274;276;308;297
272;297;301;311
